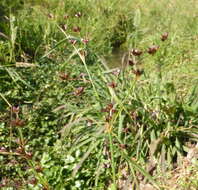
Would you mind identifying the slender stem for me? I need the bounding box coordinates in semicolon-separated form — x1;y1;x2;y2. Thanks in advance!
0;93;12;107
0;93;13;151
108;132;116;188
57;25;101;102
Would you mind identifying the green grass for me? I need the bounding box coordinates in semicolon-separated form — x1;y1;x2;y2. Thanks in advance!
0;0;198;189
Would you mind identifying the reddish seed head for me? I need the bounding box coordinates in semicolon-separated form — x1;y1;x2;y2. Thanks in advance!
0;147;7;152
79;73;87;78
87;119;93;127
35;165;43;173
132;69;144;77
105;115;112;122
15;138;27;147
111;109;116;113
123;127;131;133
0;184;5;188
48;13;54;19
82;38;89;44
128;59;135;66
107;103;114;111
25;152;33;159
147;45;159;55
74;87;85;96
108;82;117;88
73;26;81;33
12;105;19;114
79;50;87;57
101;103;114;113
11;118;25;127
161;32;168;41
63;14;69;19
8;159;18;166
60;24;67;31
131;49;142;56
68;39;77;45
130;111;138;120
1;178;9;187
119;144;127;149
112;69;120;76
29;177;37;185
75;12;82;17
59;72;70;80
101;108;107;112
16;146;24;154
14;180;22;188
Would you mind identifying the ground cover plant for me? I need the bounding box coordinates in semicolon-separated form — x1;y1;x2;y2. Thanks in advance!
0;0;198;189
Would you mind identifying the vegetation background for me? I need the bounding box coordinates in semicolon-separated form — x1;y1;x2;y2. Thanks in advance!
0;0;198;189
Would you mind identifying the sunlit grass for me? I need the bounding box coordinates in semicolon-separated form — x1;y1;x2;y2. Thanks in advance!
0;0;197;189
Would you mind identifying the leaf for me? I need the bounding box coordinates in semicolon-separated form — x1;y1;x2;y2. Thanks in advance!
72;141;100;177
133;9;141;28
118;113;125;139
59;116;86;137
16;62;36;67
120;150;160;190
150;136;163;156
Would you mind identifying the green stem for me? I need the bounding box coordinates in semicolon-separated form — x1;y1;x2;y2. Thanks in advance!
108;132;116;188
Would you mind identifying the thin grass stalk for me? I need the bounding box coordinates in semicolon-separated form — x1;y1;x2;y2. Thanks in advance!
108;132;117;188
0;93;13;151
57;25;101;102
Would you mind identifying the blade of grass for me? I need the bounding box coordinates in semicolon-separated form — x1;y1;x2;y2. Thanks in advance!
72;140;101;177
108;131;117;188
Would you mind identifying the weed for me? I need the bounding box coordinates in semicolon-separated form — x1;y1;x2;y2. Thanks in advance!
0;0;198;189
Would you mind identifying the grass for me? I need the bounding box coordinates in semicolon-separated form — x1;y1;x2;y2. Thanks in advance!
0;0;198;189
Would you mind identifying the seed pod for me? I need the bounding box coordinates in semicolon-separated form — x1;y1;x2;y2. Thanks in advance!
87;119;93;127
14;180;22;188
29;177;37;185
102;103;114;113
79;73;87;78
123;127;131;133
68;39;77;45
25;152;33;159
35;165;43;173
111;109;116;113
16;146;24;154
12;105;20;114
82;38;89;44
132;69;144;77
161;32;168;41
128;59;135;66
131;49;142;56
0;178;9;187
48;13;54;19
0;147;7;152
130;111;138;120
74;87;85;96
73;26;81;33
107;103;114;111
147;45;159;55
59;72;70;80
119;144;127;149
8;159;18;166
105;115;112;122
11;118;25;127
112;69;120;76
79;50;87;57
63;14;69;19
60;24;67;31
75;12;82;18
108;82;117;88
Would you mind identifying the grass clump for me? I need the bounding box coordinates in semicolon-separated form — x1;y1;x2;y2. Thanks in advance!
0;0;198;189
